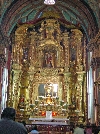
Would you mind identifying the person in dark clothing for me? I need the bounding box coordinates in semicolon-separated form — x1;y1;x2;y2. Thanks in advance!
92;124;99;134
94;126;100;134
0;107;28;134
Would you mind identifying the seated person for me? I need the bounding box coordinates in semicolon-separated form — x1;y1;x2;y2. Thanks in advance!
0;107;28;134
30;125;39;134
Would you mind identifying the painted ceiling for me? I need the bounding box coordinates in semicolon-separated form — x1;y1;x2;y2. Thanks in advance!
0;0;100;41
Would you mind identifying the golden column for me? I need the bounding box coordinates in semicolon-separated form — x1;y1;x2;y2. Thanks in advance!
63;32;69;71
62;31;70;103
13;24;31;115
72;29;85;116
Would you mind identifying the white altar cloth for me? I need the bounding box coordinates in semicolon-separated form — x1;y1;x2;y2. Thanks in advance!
29;117;70;125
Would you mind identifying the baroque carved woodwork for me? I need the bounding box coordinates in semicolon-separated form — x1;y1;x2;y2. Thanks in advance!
8;18;86;122
88;31;100;69
88;31;100;125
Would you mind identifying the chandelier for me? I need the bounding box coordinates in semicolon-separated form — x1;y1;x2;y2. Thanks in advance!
44;0;55;5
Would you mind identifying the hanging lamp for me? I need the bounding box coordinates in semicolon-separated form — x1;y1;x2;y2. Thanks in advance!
44;0;55;5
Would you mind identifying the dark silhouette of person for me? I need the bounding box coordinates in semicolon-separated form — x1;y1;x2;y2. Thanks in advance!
30;125;39;134
0;107;28;134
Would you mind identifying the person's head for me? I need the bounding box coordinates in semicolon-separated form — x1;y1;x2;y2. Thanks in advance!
75;123;79;127
87;124;90;128
87;125;90;128
1;107;16;120
80;124;84;128
32;125;38;130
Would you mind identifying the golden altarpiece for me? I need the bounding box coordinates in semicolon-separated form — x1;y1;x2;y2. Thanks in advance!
8;16;87;123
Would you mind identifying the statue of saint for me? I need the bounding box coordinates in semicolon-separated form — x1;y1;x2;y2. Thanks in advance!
71;93;76;105
44;83;53;97
44;53;54;68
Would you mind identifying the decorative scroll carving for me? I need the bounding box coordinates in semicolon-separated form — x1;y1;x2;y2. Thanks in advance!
0;28;11;66
91;57;100;69
0;54;6;66
88;31;100;69
9;18;86;122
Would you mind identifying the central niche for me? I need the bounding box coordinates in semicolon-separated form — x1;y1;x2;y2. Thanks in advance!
42;48;57;68
43;52;54;68
38;83;58;97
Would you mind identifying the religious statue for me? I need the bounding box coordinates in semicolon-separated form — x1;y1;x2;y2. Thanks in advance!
44;52;54;68
18;94;25;109
71;93;76;105
44;83;53;97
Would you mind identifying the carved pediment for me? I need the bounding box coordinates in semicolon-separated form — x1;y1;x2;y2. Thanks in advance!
40;39;59;47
